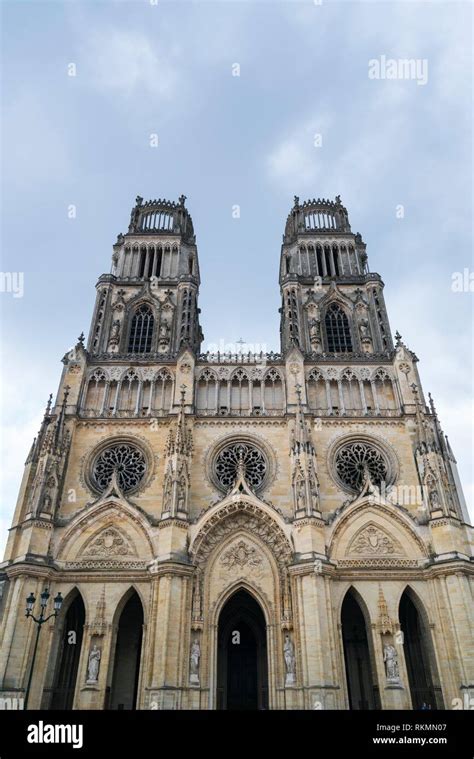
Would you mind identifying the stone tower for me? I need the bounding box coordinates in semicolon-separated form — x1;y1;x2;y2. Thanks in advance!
0;195;472;712
90;194;203;359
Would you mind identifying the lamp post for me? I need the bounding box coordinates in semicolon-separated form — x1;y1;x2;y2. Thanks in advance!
24;588;63;709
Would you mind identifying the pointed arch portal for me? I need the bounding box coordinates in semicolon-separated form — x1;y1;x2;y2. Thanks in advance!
50;593;85;710
108;591;144;710
216;589;268;710
399;590;440;709
341;590;380;710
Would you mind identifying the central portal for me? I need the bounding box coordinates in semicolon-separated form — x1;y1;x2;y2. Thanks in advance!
216;589;268;710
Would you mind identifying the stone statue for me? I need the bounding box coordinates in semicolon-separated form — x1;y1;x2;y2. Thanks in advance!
429;489;440;509
109;320;121;346
86;644;101;683
309;318;321;346
310;474;320;511
177;476;186;512
189;639;200;684
284;634;296;685
359;318;370;340
296;480;306;511
383;644;399;681
159;321;170;339
163;476;172;509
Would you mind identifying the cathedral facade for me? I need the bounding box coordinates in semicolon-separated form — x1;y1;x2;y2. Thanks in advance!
0;195;472;711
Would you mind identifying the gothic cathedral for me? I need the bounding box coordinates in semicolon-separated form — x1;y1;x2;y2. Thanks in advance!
1;195;472;711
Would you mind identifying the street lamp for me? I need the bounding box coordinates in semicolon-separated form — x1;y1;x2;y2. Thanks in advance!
24;588;63;709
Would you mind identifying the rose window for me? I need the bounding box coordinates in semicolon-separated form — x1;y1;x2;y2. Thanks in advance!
335;441;388;493
92;443;146;493
214;442;267;492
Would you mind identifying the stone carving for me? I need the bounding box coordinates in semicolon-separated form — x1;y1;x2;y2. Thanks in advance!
348;525;400;556
284;634;296;685
295;479;306;511
335;441;388;493
192;503;292;570
214;442;267;493
189;639;200;684
109;367;123;381
92;443;147;493
86;644;101;683
220;540;263;570
113;289;126;312
398;362;411;376
308;317;321;349
82;527;135;558
177;475;187;512
429;489;440;510
108;320;121;348
158;320;171;352
383;644;400;682
309;473;320;511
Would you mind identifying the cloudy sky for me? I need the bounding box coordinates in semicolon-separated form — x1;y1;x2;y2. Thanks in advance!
1;0;472;553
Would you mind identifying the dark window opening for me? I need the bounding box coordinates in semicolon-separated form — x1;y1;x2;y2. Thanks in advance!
325;303;352;352
128;304;154;353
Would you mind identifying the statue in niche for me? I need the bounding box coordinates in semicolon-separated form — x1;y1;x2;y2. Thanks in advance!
159;321;170;340
189;639;200;684
359;318;371;340
296;480;306;511
359;317;372;353
86;644;101;683
429;489;440;510
309;318;321;347
177;476;186;512
109;320;121;347
383;644;399;681
163;475;172;510
284;634;296;685
158;320;171;352
310;473;320;511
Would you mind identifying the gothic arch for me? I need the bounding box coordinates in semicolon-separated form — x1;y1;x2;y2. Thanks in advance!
318;281;354;312
55;501;154;565
43;587;87;710
398;585;444;709
338;584;372;628
328;498;428;565
190;495;293;570
107;587;146;710
111;584;148;627
212;579;273;628
339;586;381;710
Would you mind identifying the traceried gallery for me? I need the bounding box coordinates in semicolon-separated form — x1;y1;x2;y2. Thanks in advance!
0;195;472;710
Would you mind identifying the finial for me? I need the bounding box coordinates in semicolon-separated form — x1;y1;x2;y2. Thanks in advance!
395;330;402;347
45;393;53;416
335;194;341;204
428;393;437;415
77;332;85;346
135;195;143;206
293;195;300;209
236;337;245;353
178;194;187;206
